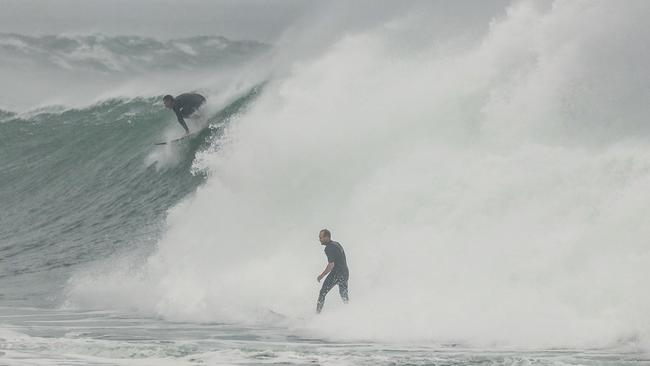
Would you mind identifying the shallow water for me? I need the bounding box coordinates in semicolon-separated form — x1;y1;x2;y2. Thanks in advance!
0;306;648;365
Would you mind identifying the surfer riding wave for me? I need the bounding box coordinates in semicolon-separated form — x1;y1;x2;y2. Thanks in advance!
163;93;206;134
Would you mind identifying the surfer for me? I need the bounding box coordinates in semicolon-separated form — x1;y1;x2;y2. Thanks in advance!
316;229;349;313
163;93;206;134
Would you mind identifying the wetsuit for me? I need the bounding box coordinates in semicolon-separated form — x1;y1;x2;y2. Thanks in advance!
172;93;206;133
317;240;349;313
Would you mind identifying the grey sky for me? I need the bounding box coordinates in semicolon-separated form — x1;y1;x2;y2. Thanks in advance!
0;0;315;42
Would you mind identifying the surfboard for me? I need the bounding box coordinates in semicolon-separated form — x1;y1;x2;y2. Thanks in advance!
154;131;199;145
155;111;225;146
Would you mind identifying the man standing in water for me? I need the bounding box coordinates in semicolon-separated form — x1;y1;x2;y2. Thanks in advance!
316;229;349;313
163;93;206;134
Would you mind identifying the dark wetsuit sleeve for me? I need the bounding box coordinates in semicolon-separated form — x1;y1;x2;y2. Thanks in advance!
174;107;189;133
325;246;336;263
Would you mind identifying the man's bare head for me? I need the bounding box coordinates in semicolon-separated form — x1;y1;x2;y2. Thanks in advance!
163;95;175;109
319;229;331;245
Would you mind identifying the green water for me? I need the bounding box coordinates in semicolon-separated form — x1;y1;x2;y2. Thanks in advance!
0;88;260;307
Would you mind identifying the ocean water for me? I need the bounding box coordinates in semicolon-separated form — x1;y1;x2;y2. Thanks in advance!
2;307;650;366
3;0;650;364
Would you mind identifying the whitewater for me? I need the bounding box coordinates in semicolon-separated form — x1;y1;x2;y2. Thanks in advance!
3;0;650;364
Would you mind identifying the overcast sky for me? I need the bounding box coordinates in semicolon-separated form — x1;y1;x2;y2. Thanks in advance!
0;0;316;42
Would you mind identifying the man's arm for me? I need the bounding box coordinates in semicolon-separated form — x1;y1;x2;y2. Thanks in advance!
175;110;190;134
317;262;335;282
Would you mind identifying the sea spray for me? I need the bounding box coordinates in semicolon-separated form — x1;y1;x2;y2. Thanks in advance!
66;0;650;349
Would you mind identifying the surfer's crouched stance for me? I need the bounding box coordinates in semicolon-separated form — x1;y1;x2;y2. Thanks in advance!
163;93;206;134
316;229;349;313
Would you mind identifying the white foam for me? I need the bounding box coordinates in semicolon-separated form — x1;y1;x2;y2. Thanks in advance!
67;0;650;349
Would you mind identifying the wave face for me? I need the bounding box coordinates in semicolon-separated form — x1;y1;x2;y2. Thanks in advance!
0;87;261;306
5;0;650;350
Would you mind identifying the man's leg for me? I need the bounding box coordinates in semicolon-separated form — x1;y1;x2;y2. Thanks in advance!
317;274;338;313
338;277;349;304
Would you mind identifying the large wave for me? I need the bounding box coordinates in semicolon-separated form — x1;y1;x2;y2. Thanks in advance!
0;85;261;306
64;0;650;349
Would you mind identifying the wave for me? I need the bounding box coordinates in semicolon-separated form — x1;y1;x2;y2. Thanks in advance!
0;109;16;122
0;33;268;111
0;33;267;74
9;0;650;350
0;87;262;306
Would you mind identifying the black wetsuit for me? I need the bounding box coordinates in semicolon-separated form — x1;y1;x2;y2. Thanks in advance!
172;93;206;133
317;241;349;313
